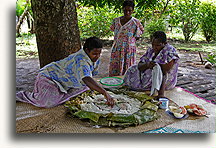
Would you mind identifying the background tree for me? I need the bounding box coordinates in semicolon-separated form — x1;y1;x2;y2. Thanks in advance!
77;4;120;39
31;0;81;68
30;0;157;67
16;0;32;36
199;2;216;43
20;0;216;68
169;0;201;42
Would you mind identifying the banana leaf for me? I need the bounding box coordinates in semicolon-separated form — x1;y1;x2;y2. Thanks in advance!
110;121;134;127
65;105;79;112
90;118;134;127
65;89;160;127
109;114;137;123
105;87;129;94
134;109;158;124
131;92;154;102
141;101;158;112
90;118;110;126
73;110;101;123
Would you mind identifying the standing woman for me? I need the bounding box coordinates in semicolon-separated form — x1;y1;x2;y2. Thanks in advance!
109;0;144;76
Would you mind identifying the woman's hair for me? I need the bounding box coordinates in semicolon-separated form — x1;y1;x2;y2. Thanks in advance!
152;31;167;43
123;0;135;9
83;37;103;51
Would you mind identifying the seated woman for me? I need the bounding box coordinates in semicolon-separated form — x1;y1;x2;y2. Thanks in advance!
16;37;114;108
123;31;179;98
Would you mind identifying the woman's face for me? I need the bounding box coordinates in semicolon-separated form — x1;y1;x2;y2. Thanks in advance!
152;38;166;53
86;48;102;62
123;6;134;18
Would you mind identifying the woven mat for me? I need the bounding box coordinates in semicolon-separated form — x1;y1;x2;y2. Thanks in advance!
16;87;215;133
16;98;180;133
16;101;178;133
164;87;215;133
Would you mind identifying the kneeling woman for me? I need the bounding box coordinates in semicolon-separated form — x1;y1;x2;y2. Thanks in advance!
123;31;179;98
16;37;114;108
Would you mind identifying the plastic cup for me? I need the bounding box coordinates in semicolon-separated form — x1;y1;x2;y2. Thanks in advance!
159;98;169;109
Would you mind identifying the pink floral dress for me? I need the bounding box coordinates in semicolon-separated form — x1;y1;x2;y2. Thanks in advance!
123;43;179;91
109;16;144;76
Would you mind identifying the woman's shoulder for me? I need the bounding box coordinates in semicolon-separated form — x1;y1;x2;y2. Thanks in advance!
162;44;179;58
114;16;121;21
165;43;177;51
132;17;141;23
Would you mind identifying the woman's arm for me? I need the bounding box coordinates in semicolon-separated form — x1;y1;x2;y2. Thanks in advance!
138;61;156;72
82;76;114;107
135;37;141;40
160;59;175;74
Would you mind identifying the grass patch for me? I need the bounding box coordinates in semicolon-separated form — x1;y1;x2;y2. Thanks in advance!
172;42;216;53
16;33;38;59
16;32;215;59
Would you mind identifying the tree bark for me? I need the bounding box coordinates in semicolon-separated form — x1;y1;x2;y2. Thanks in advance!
31;0;81;68
160;0;170;18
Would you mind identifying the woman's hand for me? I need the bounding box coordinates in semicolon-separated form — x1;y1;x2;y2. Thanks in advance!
154;94;166;100
138;61;156;72
148;61;156;69
104;92;115;107
82;76;115;107
135;37;141;41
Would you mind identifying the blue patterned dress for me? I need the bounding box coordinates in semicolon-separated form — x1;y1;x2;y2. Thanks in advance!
16;49;100;108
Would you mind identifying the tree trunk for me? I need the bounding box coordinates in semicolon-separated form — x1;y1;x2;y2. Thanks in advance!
31;0;81;68
160;0;170;18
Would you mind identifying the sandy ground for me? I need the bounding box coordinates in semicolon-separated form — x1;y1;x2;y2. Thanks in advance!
16;45;215;104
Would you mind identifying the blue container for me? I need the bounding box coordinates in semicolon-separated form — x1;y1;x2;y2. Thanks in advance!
159;98;169;109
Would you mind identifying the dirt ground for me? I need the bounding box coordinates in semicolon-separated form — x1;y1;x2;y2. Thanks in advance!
16;42;216;104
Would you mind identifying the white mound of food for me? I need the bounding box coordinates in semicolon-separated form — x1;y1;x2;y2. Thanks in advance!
80;93;141;115
100;77;123;85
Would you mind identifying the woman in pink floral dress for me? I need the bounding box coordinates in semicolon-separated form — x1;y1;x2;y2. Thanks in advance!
109;1;144;76
123;31;179;99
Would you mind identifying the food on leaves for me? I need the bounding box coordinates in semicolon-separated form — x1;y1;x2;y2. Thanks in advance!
169;106;187;114
184;104;207;116
173;113;184;118
64;89;159;127
168;106;187;118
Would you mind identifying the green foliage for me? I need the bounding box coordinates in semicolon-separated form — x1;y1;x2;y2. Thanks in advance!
77;0;161;39
16;0;26;17
77;5;120;39
16;33;38;59
199;2;216;42
77;0;158;11
16;0;31;17
205;54;216;64
135;0;158;10
77;0;159;27
134;8;152;24
169;0;201;42
144;18;167;39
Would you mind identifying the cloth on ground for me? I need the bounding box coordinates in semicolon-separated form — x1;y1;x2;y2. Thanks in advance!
16;74;89;108
150;63;163;96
